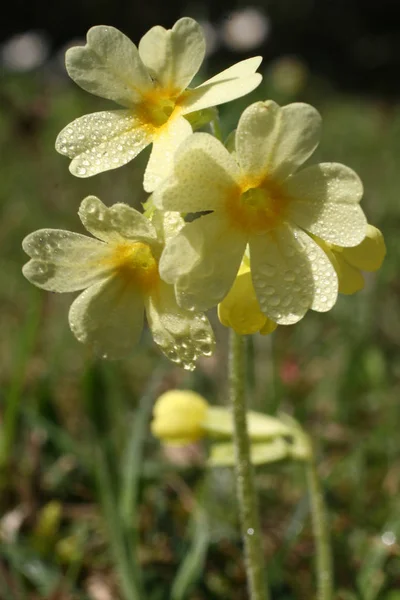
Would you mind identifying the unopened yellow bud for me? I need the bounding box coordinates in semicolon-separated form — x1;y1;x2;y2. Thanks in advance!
151;390;209;445
218;263;277;335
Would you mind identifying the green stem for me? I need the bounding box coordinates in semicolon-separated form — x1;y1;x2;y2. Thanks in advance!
229;331;270;600
210;113;223;142
306;453;333;600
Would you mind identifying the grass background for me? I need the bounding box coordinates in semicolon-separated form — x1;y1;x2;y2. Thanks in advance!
0;53;399;600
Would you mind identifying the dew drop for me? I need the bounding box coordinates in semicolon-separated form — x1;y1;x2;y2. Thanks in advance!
269;296;281;307
284;270;295;282
261;264;275;276
264;286;275;296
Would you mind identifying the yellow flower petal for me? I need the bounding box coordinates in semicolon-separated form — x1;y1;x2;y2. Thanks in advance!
259;319;278;336
159;213;247;311
138;17;205;93
249;224;338;324
285;163;367;247
235;100;321;183
153;132;240;212
56;110;153;178
66;25;153;107
151;390;209;445
143;115;192;193
22;230;110;292
145;281;215;371
68;275;145;359
181;57;262;114
218;266;270;335
340;224;386;271
333;252;365;295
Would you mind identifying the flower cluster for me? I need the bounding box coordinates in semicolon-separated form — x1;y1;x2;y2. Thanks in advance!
22;17;385;367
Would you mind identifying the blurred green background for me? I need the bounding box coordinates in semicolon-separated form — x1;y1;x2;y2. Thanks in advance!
1;1;399;598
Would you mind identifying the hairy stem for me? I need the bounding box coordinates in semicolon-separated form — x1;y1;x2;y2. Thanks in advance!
306;454;333;600
229;331;270;600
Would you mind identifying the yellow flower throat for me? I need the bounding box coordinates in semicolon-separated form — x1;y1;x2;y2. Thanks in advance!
106;241;159;292
137;87;182;129
227;179;290;234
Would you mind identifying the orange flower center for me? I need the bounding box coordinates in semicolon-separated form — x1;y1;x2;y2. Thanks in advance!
226;178;290;234
105;241;159;293
137;87;182;129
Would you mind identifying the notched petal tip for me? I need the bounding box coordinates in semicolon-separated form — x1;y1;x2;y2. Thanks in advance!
22;259;55;289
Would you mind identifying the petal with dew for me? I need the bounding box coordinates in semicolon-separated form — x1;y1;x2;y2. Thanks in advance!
79;196;157;245
153;132;240;212
236;101;321;183
218;265;270;335
285;163;367;247
138;17;205;94
56;110;153;178
145;281;215;370
249;224;338;324
312;234;364;294
66;26;153;107
150;210;185;245
340;224;386;271
22;229;111;292
69;275;144;359
143;115;192;193
181;57;262;114
160;212;247;311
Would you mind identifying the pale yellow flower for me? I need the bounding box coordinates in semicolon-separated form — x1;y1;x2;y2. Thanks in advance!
22;198;214;369
154;100;368;325
314;224;386;294
56;18;262;192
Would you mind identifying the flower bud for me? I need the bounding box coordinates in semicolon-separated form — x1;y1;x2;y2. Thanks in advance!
151;390;209;445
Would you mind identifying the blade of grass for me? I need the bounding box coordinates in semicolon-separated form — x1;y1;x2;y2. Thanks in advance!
94;445;142;600
0;561;23;600
357;511;400;600
82;360;144;599
119;364;167;530
0;289;42;468
171;488;210;600
0;542;60;597
23;406;87;464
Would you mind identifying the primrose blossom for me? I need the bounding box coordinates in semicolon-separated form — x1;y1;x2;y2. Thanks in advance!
154;100;368;325
56;18;262;192
22;197;215;370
